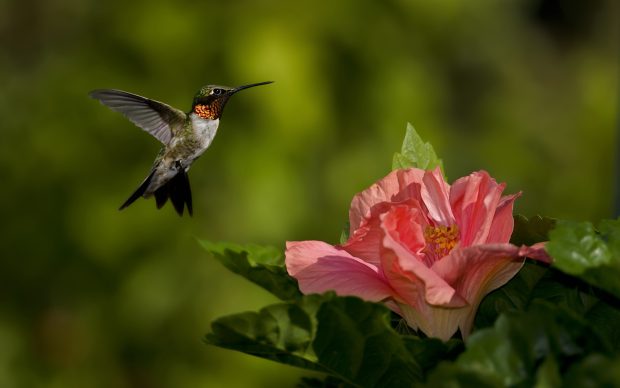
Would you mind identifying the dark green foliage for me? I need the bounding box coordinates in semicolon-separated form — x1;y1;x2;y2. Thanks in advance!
299;376;349;388
206;294;326;372
207;293;428;387
564;354;620;387
511;214;556;246
476;214;556;328
547;219;620;299
199;240;302;301
474;261;548;328
426;301;610;387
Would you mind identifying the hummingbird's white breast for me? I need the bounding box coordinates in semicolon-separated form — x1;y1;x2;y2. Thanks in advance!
190;113;220;159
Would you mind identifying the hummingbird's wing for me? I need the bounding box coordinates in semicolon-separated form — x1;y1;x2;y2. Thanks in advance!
89;89;186;145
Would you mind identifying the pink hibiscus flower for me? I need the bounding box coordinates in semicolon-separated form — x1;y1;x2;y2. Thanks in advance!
285;167;549;341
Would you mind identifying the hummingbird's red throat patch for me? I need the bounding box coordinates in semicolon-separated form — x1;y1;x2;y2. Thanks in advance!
194;104;215;119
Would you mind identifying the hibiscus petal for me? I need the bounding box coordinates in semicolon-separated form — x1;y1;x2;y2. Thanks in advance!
341;202;396;267
343;199;427;266
380;206;467;307
421;166;455;226
519;242;552;264
486;193;520;244
431;244;540;338
450;171;505;247
340;220;385;267
431;244;526;300
398;303;471;341
349;168;426;233
285;241;393;301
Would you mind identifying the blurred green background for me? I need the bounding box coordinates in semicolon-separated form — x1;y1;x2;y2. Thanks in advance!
0;0;617;386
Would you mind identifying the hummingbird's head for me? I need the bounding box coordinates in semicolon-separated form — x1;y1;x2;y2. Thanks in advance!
191;81;273;120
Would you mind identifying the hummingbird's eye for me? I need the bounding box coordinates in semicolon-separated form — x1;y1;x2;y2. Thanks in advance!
211;88;225;96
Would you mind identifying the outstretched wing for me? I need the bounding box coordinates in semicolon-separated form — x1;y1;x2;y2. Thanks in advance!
90;89;186;145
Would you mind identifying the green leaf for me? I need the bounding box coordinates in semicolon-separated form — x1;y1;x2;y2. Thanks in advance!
474;261;548;328
403;337;463;373
535;356;561;388
206;293;426;387
199;240;301;301
511;214;556;246
206;294;324;372
581;298;620;352
546;219;620;299
476;261;620;354
340;221;350;244
312;297;422;386
392;123;444;173
426;301;609;387
424;364;504;388
298;376;347;388
479;213;556;329
564;354;620;386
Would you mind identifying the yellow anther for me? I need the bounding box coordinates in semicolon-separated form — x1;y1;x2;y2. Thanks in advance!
423;224;459;260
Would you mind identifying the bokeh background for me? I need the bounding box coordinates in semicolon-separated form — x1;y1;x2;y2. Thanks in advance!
0;0;617;387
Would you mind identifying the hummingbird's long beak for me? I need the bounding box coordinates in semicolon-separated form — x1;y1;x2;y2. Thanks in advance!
231;81;274;94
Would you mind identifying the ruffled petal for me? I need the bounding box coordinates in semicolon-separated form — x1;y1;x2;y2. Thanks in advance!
340;217;385;267
342;199;425;266
421;167;455;226
519;242;552;264
431;244;525;300
485;193;520;244
349;168;426;233
449;171;505;247
380;206;467;307
431;243;547;337
285;241;393;301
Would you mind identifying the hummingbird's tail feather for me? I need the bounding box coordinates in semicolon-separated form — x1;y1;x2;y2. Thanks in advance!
119;170;156;211
154;187;169;209
153;170;193;216
169;169;193;216
119;167;193;216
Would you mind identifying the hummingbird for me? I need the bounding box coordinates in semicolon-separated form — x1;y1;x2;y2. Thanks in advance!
89;81;273;216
